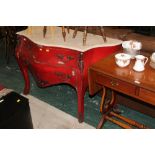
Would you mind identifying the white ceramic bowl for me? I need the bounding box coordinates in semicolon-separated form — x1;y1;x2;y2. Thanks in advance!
115;53;131;67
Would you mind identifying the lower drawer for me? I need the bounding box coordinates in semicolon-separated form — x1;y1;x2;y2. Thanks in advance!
29;63;77;87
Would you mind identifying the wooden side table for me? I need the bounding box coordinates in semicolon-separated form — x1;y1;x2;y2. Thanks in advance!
88;53;155;128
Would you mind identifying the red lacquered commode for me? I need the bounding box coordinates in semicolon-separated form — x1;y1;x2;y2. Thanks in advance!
15;26;122;122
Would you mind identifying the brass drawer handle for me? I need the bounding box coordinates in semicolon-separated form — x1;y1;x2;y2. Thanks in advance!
55;72;64;77
110;81;119;86
55;54;64;59
67;55;74;60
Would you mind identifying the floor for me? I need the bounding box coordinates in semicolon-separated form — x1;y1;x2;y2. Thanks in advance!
27;94;94;129
0;88;94;129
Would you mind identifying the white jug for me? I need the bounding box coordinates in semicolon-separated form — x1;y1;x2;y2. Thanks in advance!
133;55;148;72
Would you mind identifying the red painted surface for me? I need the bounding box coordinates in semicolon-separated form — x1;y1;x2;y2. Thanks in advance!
15;35;121;122
0;84;4;91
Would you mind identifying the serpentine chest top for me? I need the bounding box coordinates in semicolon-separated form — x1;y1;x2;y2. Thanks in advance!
15;26;122;122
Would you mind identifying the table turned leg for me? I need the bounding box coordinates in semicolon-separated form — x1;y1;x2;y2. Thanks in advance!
97;87;116;129
73;27;78;38
83;26;88;46
97;115;107;129
109;111;149;129
99;87;116;114
62;26;66;41
43;26;47;38
100;26;107;42
66;26;70;33
72;26;106;46
97;87;149;129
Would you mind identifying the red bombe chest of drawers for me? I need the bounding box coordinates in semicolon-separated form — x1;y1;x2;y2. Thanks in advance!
15;26;122;122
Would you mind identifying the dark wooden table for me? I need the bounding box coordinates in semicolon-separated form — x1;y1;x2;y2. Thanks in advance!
88;52;155;128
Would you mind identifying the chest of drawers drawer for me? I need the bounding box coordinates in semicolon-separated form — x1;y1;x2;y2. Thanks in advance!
20;37;80;68
31;46;80;67
95;72;136;95
29;63;77;87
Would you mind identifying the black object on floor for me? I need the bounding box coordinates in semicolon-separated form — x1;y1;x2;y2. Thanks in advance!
0;91;33;129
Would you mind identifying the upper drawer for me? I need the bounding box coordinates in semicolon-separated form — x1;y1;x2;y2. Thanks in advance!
19;36;80;67
95;72;136;95
139;88;155;106
31;46;80;67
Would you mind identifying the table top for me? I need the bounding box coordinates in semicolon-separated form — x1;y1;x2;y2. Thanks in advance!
90;53;155;92
17;26;122;52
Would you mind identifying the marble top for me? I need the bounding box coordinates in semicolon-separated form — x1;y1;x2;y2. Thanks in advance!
17;26;122;52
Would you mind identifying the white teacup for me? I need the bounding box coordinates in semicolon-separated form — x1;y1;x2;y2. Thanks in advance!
115;53;131;68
